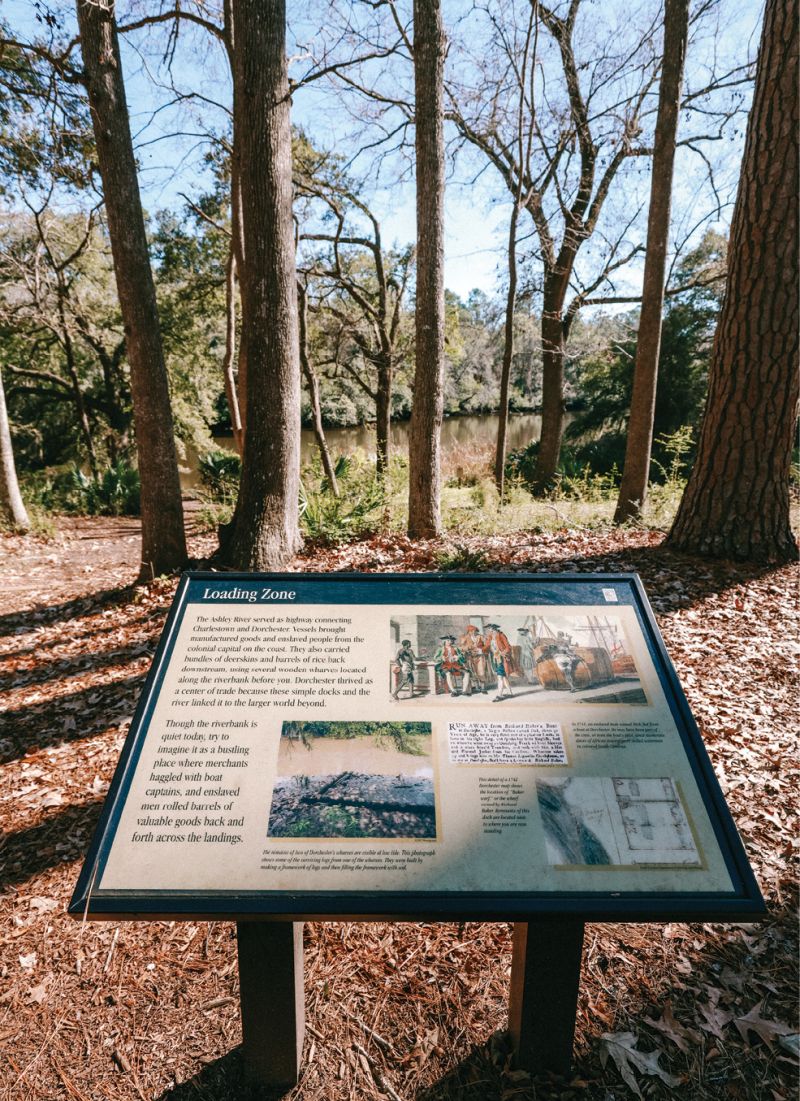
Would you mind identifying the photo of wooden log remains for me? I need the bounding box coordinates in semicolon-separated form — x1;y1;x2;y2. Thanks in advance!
267;721;436;840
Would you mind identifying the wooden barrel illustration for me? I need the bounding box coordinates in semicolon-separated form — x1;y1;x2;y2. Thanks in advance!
612;652;637;677
574;646;614;685
535;657;568;690
534;657;593;690
535;647;611;690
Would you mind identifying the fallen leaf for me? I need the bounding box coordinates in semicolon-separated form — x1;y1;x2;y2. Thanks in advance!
28;897;59;913
735;1003;795;1050
19;952;37;970
720;966;745;991
600;1031;681;1097
777;1034;799;1060
27;982;48;1005
697;990;734;1040
647;1002;702;1053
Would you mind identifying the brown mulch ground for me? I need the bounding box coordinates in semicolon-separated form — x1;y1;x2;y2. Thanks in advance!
0;515;797;1101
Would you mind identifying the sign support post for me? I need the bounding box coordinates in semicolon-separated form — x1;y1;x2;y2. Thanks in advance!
236;921;305;1089
509;920;585;1075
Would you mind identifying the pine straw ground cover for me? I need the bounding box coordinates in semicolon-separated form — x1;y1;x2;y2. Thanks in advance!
0;518;797;1101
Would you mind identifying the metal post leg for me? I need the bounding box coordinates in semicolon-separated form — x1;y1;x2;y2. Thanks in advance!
236;921;305;1089
509;920;584;1075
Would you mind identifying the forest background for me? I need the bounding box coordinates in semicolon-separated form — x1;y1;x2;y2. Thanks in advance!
2;0;790;561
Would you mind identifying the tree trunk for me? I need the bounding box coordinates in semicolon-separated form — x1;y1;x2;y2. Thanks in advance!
667;0;798;562
76;0;186;579
531;295;566;493
375;359;393;479
223;0;248;440
298;282;338;496
223;0;302;570
408;0;446;539
59;292;99;478
0;366;30;531
615;0;689;524
232;165;248;437
223;238;244;456
495;201;520;497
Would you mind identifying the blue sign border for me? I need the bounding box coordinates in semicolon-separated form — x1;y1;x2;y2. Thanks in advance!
69;572;765;922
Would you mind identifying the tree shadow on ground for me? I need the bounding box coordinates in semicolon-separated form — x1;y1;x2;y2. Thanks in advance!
0;671;145;765
0;584;139;638
414;1034;511;1100
0;606;164;663
0;798;103;891
151;1033;563;1101
482;540;784;609
3;637;156;693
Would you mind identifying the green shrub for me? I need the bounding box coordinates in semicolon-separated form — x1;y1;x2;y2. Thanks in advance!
23;463;141;516
505;439;540;487
198;449;241;499
434;542;491;571
70;463;142;515
558;463;620;503
650;425;694;489
299;453;385;543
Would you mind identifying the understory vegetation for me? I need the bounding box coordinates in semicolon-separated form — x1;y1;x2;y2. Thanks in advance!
283;721;430;755
189;424;698;548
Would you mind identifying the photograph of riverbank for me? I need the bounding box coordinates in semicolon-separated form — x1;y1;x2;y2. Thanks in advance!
267;721;436;840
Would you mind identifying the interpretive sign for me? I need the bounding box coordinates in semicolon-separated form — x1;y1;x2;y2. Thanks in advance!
70;572;763;921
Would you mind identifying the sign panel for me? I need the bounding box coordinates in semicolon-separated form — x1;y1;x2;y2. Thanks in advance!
70;573;764;921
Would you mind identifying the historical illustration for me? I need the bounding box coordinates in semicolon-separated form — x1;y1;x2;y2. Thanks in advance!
267;721;436;840
536;776;701;866
389;612;646;704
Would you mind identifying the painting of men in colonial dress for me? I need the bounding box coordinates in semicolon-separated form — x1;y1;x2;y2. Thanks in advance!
459;624;491;694
486;623;515;702
388;611;645;704
434;635;471;696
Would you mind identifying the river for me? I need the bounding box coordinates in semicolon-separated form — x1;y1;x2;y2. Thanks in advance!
181;412;543;490
276;733;434;778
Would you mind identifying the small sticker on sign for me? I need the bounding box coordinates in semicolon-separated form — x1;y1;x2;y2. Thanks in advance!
602;588;618;602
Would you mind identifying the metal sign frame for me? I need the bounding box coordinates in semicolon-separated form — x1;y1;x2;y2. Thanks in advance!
70;571;765;923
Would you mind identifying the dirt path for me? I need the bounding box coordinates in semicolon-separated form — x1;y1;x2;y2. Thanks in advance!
0;507;216;616
0;516;797;1101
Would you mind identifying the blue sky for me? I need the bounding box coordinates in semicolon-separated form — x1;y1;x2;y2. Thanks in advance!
5;0;763;301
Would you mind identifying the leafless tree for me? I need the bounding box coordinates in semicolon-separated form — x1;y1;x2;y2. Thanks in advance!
495;2;538;498
408;0;447;537
447;0;753;492
297;277;339;495
298;182;413;478
614;0;689;523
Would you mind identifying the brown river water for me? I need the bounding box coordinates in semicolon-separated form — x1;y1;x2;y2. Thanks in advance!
180;412;545;490
276;734;434;778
